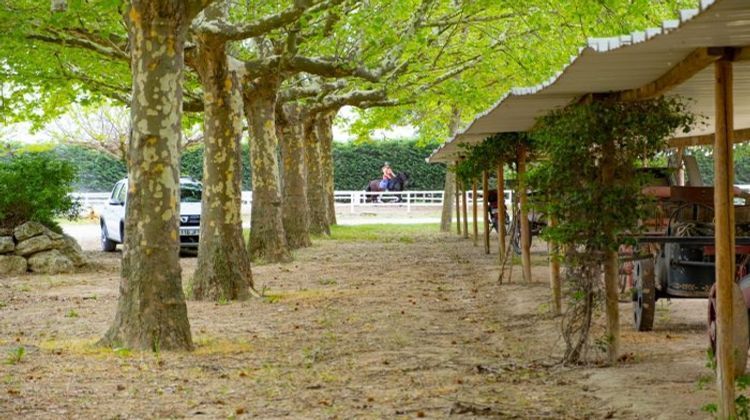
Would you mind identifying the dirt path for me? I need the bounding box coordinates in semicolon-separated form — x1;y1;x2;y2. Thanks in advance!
0;228;717;418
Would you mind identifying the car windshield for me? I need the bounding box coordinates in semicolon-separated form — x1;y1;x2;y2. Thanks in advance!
180;184;202;203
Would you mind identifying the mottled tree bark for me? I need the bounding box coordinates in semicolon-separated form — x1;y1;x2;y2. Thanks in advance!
317;112;337;226
188;30;252;300
243;80;291;262
440;169;455;232
440;108;461;232
304;115;329;236
277;103;312;249
101;1;196;351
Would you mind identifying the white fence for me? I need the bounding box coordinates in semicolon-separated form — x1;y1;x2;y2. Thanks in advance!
72;190;515;215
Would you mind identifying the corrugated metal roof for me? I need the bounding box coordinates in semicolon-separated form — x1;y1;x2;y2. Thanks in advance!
429;0;750;163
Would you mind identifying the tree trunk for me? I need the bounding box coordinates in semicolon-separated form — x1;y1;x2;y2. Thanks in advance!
188;34;252;300
440;108;461;232
317;112;337;227
305;115;329;236
277;103;312;249
101;1;194;351
243;81;291;263
440;169;455;232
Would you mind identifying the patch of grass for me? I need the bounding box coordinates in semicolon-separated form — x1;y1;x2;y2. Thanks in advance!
39;338;111;357
0;301;6;309
65;309;79;318
398;236;415;243
656;300;671;323
318;278;337;286
263;294;282;304
316;223;439;242
193;337;253;356
113;347;132;358
55;217;96;226
5;347;25;365
15;284;32;293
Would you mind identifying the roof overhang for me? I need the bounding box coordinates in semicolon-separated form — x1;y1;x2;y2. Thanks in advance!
429;0;750;163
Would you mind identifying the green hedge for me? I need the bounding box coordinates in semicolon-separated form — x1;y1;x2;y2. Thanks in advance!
56;139;447;192
332;139;446;190
55;145;126;192
181;144;253;190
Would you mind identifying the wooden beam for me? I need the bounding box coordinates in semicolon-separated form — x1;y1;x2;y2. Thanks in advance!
462;178;469;239
548;214;561;316
614;47;725;102
733;46;750;62
455;163;462;236
482;171;490;255
497;161;506;259
714;58;736;418
472;179;478;246
668;128;750;148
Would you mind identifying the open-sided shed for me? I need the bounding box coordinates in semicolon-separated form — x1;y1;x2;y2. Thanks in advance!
428;0;750;416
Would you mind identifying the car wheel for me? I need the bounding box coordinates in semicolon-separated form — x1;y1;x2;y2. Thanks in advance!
101;223;117;252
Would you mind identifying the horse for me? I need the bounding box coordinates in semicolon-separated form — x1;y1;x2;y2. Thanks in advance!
364;172;410;202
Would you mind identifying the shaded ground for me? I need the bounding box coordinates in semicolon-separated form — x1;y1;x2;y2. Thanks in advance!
0;225;717;418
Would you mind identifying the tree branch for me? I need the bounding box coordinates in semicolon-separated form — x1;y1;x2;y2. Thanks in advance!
285;56;384;82
27;28;129;62
309;88;387;114
278;79;347;102
193;0;344;41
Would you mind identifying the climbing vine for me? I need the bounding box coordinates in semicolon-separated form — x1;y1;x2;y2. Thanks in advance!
530;96;695;363
454;132;534;182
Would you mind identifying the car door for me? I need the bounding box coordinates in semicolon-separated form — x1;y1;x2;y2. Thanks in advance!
104;182;123;238
111;181;127;242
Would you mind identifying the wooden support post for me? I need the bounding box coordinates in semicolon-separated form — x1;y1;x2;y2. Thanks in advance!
483;171;490;254
714;58;736;419
676;147;686;186
472;179;479;246
462;178;469;239
601;147;620;364
455;164;462;236
518;145;532;283
548;214;561;315
497;161;506;259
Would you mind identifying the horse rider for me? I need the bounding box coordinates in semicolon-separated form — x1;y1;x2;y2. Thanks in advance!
380;162;395;190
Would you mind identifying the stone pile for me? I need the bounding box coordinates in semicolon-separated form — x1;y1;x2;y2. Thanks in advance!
0;221;87;275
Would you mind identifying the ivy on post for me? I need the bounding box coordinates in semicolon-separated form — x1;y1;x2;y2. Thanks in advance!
497;161;506;258
517;143;532;283
531;96;694;364
483;170;490;254
456;134;533;277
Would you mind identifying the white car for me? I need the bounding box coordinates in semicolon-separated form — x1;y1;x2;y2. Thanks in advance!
100;178;202;252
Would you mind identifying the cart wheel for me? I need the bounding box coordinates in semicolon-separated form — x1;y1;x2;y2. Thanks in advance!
511;218;531;256
633;258;656;331
618;245;634;300
511;220;522;255
707;283;749;378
